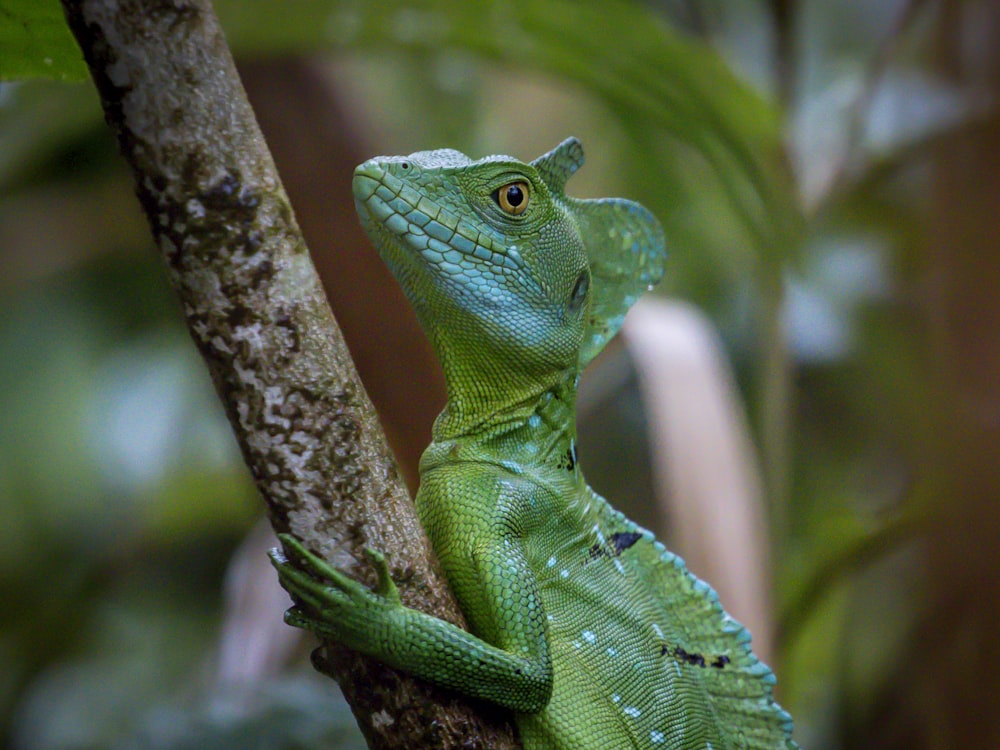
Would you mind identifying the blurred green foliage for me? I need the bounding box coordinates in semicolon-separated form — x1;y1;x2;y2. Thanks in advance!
0;0;86;80
2;1;999;748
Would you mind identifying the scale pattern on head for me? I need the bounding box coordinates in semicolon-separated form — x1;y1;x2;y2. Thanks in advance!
352;138;666;385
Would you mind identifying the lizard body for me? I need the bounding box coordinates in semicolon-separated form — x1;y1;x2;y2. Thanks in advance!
271;138;798;749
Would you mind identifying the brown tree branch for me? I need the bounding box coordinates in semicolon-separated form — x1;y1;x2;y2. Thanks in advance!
59;0;519;747
239;58;446;493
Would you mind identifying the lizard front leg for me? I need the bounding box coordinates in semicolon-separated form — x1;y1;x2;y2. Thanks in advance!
270;533;553;712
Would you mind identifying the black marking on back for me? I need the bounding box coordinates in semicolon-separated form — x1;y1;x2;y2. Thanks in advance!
662;644;731;670
586;531;642;562
611;531;641;554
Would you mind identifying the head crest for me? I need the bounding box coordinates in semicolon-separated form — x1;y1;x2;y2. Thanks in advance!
530;137;585;194
571;197;667;366
531;138;667;368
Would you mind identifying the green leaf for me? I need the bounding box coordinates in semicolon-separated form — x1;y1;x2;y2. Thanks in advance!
0;0;87;81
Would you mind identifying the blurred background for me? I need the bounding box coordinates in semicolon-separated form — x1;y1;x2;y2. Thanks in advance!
2;0;999;747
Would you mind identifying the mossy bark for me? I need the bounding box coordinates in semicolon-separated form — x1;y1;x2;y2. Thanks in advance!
60;1;519;747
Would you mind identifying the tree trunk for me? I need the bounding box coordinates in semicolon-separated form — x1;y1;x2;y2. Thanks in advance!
59;1;519;747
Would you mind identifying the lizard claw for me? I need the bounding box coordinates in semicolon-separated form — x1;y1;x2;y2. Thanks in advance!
273;534;348;584
365;547;401;603
270;533;400;612
269;542;348;615
283;605;325;633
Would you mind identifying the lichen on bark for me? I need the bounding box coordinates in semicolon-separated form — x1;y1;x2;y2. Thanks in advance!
59;0;519;747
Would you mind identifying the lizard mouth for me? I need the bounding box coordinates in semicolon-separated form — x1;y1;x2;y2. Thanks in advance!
353;161;523;273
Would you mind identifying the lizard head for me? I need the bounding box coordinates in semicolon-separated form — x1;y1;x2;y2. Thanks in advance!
353;138;665;402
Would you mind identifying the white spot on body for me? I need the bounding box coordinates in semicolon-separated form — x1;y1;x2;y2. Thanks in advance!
547;556;557;568
582;630;596;644
651;623;664;639
560;569;570;579
606;647;618;657
651;731;665;744
612;694;621;704
614;559;626;575
624;706;641;718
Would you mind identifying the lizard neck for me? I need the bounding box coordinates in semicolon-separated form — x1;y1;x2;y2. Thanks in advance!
426;362;582;476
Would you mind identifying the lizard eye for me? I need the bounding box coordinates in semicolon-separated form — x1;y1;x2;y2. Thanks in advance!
495;182;530;215
568;271;590;311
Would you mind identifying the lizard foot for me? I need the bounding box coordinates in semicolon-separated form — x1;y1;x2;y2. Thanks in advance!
268;533;400;641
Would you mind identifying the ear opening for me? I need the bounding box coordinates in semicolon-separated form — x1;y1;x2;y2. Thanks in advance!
531;137;585;195
570;196;667;367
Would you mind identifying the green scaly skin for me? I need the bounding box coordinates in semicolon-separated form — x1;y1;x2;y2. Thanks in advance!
270;138;799;749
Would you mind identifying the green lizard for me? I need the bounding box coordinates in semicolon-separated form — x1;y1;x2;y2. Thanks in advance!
270;138;798;749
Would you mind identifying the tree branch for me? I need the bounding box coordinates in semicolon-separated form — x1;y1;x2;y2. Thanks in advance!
59;0;519;747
